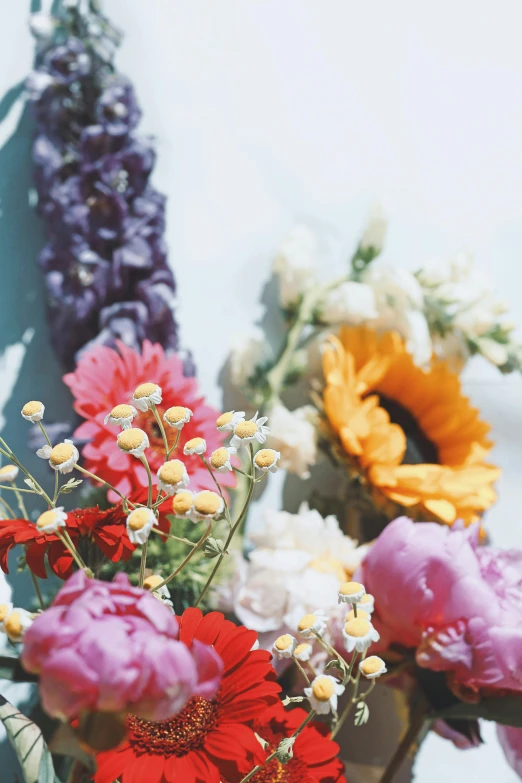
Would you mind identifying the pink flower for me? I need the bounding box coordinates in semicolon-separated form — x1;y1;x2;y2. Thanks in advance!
497;725;522;778
359;516;522;695
22;571;223;721
64;341;236;502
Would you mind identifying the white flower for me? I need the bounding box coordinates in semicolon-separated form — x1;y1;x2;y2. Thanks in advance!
266;405;317;479
25;71;54;100
360;203;387;253
104;404;138;430
0;602;14;632
230;412;269;449
359;656;387;679
143;575;173;608
126;507;157;545
21;400;45;422
272;634;297;660
337;581;366;605
342;617;380;653
172;490;196;520
210;447;237;473
157;460;189;495
294;642;313;662
253;449;280;474
117;428;149;458
29;12;56;38
305;675;344;715
321;281;378;325
362;261;424;311
183;437;207;456
132;382;162;412
216;411;245;431
163;406;193;430
273;224;318;307
0;465;19;483
35;507;67;535
477;338;509;367
2;608;34;643
297;610;329;638
402;310;432;367
357;593;375;614
193;490;224;520
229;328;271;388
37;439;79;474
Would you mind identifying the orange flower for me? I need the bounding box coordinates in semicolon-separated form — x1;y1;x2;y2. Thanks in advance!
322;326;500;525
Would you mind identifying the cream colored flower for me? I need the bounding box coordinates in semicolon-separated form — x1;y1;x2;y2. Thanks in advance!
304;675;344;715
35;507;67;535
230;412;269;450
37;440;79;474
156;460;189;495
229;329;271;389
359;655;387;679
104;404;138;429
163;406;193;430
216;411;245;432
360;202;387;253
265;405;317;479
132;382;162;412
297;610;328;639
143;574;173;608
172;490;195;519
183;437;207;456
294;642;313;662
357;593;375;614
210;447;237;473
342;617;380;654
193;490;224;520
3;608;34;643
253;448;280;474
273;224;318;307
0;602;14;631
126;507;157;545
272;634;297;660
21;400;45;422
338;581;366;605
0;465;19;483
321;281;378;325
117;428;149;457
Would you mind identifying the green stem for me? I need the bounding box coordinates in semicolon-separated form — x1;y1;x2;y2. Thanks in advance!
0;442;53;507
57;530;89;573
0;495;16;519
14;487;28;519
331;653;364;740
37;420;52;447
140;455;153;508
138;539;148;588
0;485;39;495
292;654;311;685
151;403;169;461
266;289;316;398
152;521;212;591
167;429;181;460
28;566;45;611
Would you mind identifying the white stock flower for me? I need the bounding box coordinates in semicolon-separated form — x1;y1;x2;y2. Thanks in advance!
229;328;271;388
477;338;509;367
402;310;432;367
273;224;318;306
362;261;424;312
265;405;318;479
321;281;378;325
360;203;387;253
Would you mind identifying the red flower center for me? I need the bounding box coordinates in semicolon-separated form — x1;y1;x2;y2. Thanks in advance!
137;408;181;459
126;697;219;756
222;756;309;783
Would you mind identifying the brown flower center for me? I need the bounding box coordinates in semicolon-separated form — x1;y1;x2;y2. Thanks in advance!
127;697;219;756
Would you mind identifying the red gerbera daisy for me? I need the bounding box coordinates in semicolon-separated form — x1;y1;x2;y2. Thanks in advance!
64;341;236;502
94;609;281;783
223;702;347;783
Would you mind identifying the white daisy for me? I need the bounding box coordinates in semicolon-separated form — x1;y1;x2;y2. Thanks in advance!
172;490;196;520
357;593;375;614
117;428;150;458
132;382;162;412
163;406;193;430
342;617;380;654
230;412;270;449
156;460;189;495
0;465;19;483
253;448;280;474
104;404;138;430
359;655;387;679
294;642;313;662
21;400;45;422
0;602;14;631
143;574;173;608
183;437;207;456
272;634;297;660
37;440;79;474
209;446;237;473
3;608;34;643
338;581;366;605
35;507;67;535
305;675;345;715
216;410;245;432
193;490;224;520
297;610;329;638
126;507;157;545
345;609;370;623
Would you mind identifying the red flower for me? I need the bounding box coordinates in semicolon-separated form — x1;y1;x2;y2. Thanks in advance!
64;341;236;502
223;702;347;783
0;505;135;579
94;609;281;783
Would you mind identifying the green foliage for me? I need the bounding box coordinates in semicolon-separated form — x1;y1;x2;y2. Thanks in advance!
0;696;62;783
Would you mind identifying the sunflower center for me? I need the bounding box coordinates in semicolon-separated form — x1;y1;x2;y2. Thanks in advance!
376;394;439;464
126;697;219;756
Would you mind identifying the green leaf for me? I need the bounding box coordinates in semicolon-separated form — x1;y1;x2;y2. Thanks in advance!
354;701;370;726
433;694;522;728
0;695;61;783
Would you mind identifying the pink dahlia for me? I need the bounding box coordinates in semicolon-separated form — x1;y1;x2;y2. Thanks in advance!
22;571;223;722
64;341;236;501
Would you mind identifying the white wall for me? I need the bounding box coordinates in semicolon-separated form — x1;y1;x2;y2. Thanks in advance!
1;0;522;779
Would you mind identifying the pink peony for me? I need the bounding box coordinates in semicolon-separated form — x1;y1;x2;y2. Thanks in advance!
498;725;522;778
22;571;223;721
359;516;522;695
64;341;236;502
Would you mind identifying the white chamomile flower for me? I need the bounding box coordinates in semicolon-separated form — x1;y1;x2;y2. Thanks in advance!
230;412;270;450
359;656;387;679
297;610;329;639
126;507;157;545
156;460;189;495
253;448;280;474
117;428;150;457
104;404;138;430
209;446;237;473
132;382;162;412
357;593;375;614
294;643;313;662
183;437;207;456
35;507;67;535
216;410;245;432
0;464;19;483
0;602;14;631
21;400;45;422
143;574;173;609
3;608;34;643
172;490;195;519
193;490;224;520
37;440;79;474
338;581;366;605
345;609;370;623
305;675;345;715
342;617;380;654
163;406;193;430
272;634;297;660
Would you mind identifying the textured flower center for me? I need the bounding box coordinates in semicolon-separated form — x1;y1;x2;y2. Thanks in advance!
360;594;373;607
234;421;257;439
312;677;335;702
344;618;371;637
164;406;188;424
0;465;17;479
118;429;145;451
194;491;221;516
294;643;311;658
127;697;219;756
49;443;74;466
346;609;369;622
216;411;233;428
36;510;60;529
110;404;134;419
134;383;158;399
158;461;185;485
360;656;384;675
4;612;21;638
254;449;276;468
22;401;42;416
210;448;228;469
173;491;193;515
128;509;151;531
298;614;317;632
0;604;11;622
143;575;165;592
339;581;364;596
275;634;293;651
185;437;205;451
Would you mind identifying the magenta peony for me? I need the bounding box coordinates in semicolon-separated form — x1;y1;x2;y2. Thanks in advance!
359;516;522;695
498;725;522;778
22;571;223;721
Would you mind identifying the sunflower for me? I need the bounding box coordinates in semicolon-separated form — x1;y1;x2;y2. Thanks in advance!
322;326;500;526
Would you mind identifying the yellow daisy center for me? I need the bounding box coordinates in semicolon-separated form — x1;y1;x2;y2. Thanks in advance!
216;412;233;428
360;594;373;606
173;491;193;515
339;581;364;596
294;643;311;658
361;656;384;675
312;677;335;702
0;604;11;622
128;509;152;531
210;448;229;469
0;465;17;479
36;510;60;529
185;437;205;451
234;421;258;439
118;429;146;451
158;461;185;485
254;449;276;468
344;618;371;637
134;383;158;399
274;634;293;651
22;401;42;416
110;404;134;419
49;443;74;466
164;406;188;424
298;613;317;632
143;575;165;592
4;612;22;638
194;491;221;516
346;609;370;622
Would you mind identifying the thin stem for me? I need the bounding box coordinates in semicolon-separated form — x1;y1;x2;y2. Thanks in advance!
360;679;376;701
167;429;181;460
0;485;39;495
201;457;232;529
151;404;169;461
74;465;134;508
379;707;427;783
37;420;52;447
13;487;28;519
57;530;89;573
140;455;153;508
28;567;45;611
53;470;59;505
331;653;364;740
292;655;311;685
0;495;16;519
138;539;148;588
150;527;197;547
0;441;53;506
152;521;212;591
